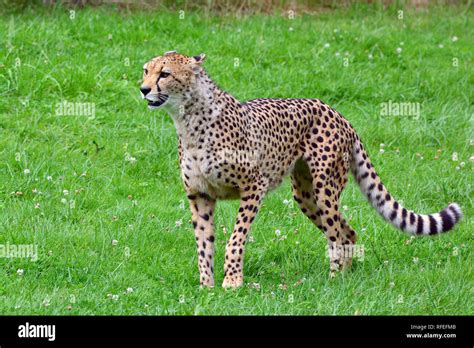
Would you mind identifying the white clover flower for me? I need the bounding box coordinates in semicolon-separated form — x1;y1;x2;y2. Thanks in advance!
63;189;69;196
249;282;261;290
413;257;419;264
368;54;373;60
107;294;119;301
248;236;255;243
282;199;290;206
42;298;51;307
452;36;458;42
438;44;444;48
460;161;465;168
470;155;474;163
47;175;53;181
179;200;185;209
396;47;402;54
124;153;137;163
111;239;118;246
379;149;385;154
175;219;183;228
60;198;67;204
126;287;134;294
397;294;404;304
452;152;458;161
324;43;330;48
275;229;281;237
179;295;185;303
34;202;40;209
452;247;459;256
17;269;24;276
389;282;395;288
335;52;340;57
23;169;30;175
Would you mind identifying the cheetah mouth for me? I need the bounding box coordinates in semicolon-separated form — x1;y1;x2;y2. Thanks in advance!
147;94;169;109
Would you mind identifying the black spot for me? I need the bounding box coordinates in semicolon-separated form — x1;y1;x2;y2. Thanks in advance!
416;215;424;234
440;209;454;232
448;205;460;222
409;212;416;225
402;208;407;218
389;211;397;221
428;215;438;235
400;220;406;231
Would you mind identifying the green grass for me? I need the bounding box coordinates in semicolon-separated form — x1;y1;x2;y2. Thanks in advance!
0;4;472;315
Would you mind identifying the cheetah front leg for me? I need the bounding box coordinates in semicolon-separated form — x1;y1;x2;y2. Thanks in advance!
188;193;216;287
222;187;265;289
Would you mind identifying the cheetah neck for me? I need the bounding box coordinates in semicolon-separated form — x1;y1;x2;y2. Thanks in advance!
166;71;240;148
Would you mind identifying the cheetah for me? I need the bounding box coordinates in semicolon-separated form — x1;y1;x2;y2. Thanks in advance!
140;51;463;288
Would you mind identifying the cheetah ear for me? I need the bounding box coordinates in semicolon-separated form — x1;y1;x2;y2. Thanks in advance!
190;53;206;74
192;53;206;64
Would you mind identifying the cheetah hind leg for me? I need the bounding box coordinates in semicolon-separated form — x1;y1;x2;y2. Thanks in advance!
291;159;357;274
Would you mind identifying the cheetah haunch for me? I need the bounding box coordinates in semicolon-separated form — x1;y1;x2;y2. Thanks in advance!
140;51;462;288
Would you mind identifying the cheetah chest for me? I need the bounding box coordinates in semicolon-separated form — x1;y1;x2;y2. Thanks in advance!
180;147;239;199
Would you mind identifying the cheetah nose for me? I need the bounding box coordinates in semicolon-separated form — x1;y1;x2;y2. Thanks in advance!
140;87;151;96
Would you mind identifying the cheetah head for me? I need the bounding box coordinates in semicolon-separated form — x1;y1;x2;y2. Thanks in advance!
140;51;206;110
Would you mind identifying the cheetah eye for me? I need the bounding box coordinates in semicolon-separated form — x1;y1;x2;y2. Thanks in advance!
144;69;148;75
160;71;170;78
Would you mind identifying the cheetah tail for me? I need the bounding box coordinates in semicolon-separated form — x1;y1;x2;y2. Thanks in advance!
350;138;463;235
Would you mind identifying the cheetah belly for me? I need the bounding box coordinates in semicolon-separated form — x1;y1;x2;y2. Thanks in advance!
181;148;239;200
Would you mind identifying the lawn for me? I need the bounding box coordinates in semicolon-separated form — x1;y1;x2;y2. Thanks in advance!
0;3;472;315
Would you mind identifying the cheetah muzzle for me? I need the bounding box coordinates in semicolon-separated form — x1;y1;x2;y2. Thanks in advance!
140;51;463;289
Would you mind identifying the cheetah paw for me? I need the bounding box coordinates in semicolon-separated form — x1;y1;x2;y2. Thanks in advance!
222;274;243;289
